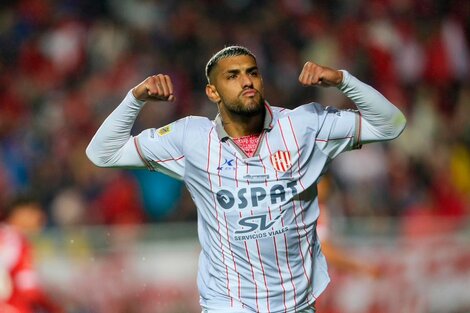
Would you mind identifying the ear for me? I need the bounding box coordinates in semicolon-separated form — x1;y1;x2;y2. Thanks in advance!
205;84;220;104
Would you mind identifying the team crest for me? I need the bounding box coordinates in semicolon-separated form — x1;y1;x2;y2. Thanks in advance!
156;124;172;136
269;150;292;172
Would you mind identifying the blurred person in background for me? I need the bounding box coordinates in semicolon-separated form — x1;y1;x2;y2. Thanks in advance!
0;196;63;313
315;177;382;313
317;177;381;278
86;45;405;312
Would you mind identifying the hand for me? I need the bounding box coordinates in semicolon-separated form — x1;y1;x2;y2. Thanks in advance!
132;74;175;102
298;61;343;87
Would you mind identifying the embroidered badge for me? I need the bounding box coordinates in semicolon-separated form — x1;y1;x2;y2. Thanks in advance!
270;150;292;172
156;125;172;136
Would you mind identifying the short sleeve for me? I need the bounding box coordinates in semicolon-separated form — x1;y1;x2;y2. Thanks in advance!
315;106;361;159
134;117;188;180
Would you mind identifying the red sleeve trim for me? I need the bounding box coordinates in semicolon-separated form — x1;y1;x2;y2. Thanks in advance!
155;155;185;163
133;137;154;171
315;136;354;142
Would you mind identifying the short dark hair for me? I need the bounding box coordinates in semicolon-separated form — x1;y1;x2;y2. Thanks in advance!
1;194;40;221
205;45;256;83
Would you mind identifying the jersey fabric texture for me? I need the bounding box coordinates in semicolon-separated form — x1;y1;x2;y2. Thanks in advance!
134;100;359;312
232;134;261;157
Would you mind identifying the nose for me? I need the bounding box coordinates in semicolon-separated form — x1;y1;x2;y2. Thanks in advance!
241;74;253;88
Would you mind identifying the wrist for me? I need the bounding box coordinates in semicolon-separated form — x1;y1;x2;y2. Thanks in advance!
335;70;343;86
337;70;350;90
132;87;145;101
128;89;146;106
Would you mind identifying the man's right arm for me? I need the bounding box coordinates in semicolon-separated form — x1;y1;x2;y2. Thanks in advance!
86;74;175;168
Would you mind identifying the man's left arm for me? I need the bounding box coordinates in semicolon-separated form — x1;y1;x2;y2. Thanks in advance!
299;61;407;144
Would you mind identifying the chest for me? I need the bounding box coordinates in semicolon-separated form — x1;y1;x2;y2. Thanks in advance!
188;124;315;185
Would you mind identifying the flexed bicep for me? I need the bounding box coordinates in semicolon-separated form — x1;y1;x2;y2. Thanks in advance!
86;90;148;169
86;135;146;168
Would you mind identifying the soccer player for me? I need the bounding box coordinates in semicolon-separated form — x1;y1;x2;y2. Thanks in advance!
86;46;406;313
0;197;63;313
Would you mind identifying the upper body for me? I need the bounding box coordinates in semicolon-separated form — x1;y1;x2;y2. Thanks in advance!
86;46;406;313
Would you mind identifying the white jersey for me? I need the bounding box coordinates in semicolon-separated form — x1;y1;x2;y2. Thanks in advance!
86;71;406;313
135;101;358;312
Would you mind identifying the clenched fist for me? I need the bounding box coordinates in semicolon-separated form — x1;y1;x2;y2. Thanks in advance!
132;74;175;102
298;62;343;87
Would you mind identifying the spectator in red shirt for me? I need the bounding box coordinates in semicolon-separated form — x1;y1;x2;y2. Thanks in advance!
0;196;63;313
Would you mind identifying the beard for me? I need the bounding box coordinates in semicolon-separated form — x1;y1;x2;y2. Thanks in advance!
221;92;265;117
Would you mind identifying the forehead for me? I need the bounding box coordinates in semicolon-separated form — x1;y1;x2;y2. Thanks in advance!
215;55;258;73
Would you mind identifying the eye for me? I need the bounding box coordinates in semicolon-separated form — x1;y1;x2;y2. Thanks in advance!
227;74;237;79
249;70;259;77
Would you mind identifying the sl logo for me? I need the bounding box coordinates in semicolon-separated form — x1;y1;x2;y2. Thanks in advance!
235;209;286;234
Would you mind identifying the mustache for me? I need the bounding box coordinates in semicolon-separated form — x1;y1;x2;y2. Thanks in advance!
239;87;260;96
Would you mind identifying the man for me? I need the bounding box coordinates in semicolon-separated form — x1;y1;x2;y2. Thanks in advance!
86;46;406;312
0;197;63;313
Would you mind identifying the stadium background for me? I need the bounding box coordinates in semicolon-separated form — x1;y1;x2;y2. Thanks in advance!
0;0;469;312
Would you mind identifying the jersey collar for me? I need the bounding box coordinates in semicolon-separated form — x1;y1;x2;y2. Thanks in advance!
214;101;275;141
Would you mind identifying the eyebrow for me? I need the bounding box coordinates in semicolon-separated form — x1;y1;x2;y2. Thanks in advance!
224;66;258;75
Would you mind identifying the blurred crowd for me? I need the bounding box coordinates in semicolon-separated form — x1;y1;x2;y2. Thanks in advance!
0;0;469;230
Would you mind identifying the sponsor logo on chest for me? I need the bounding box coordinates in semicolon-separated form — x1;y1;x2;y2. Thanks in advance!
215;181;298;241
233;209;289;241
216;181;298;211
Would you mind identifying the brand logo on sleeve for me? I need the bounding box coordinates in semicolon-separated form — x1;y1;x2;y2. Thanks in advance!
270;150;292;172
325;106;342;116
156;125;172;136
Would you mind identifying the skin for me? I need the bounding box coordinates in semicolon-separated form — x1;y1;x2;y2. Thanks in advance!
132;56;344;138
205;55;265;137
7;203;46;235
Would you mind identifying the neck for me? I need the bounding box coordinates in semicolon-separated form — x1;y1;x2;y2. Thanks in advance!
219;107;265;138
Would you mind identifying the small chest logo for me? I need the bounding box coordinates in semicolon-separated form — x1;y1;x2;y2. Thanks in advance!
270;150;292;172
217;158;235;171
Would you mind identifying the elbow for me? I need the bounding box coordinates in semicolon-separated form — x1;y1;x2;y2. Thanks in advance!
387;112;407;140
85;144;107;167
394;112;407;138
